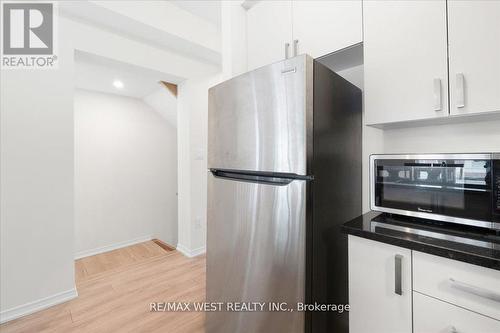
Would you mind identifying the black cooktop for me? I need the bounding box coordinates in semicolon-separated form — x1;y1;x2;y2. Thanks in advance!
342;211;500;271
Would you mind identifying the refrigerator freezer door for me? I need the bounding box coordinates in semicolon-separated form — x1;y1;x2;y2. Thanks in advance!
208;55;313;176
206;172;307;333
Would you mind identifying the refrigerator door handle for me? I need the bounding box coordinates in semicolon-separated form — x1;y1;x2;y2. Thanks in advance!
210;169;312;186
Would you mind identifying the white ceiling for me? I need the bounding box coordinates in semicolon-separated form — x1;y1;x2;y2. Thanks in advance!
61;1;221;66
170;0;221;26
74;51;178;99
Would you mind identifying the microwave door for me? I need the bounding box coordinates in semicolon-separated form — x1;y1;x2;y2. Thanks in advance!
371;154;495;229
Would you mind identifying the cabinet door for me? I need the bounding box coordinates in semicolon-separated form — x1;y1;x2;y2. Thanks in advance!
448;1;500;115
348;236;412;333
414;292;500;333
246;1;292;71
364;1;449;125
291;0;362;58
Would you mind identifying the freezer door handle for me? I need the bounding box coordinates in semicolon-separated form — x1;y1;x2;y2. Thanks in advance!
210;169;312;186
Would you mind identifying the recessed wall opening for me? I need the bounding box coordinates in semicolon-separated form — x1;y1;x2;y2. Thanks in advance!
73;50;179;267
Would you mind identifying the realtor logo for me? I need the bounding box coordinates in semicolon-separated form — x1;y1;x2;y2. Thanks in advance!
1;2;58;69
3;3;53;54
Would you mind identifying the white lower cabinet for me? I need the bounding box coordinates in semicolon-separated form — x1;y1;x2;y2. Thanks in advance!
348;237;500;332
413;251;500;321
414;292;500;333
348;235;412;333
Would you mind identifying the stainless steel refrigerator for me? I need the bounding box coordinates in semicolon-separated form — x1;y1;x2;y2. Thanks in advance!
207;55;362;333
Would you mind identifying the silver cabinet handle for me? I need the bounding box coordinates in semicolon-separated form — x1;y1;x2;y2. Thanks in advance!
449;278;500;303
456;73;465;108
433;78;442;111
395;254;403;295
281;67;296;75
293;39;299;57
285;42;290;59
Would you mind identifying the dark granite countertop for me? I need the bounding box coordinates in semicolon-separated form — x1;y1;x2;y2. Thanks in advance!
342;211;500;271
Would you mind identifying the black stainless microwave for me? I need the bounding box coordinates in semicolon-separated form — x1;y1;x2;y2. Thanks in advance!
370;153;500;230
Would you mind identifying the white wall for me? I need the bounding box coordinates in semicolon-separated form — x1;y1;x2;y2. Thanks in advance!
383;121;500;154
175;3;247;257
0;19;76;321
220;1;248;79
176;76;215;256
143;87;177;127
75;89;178;255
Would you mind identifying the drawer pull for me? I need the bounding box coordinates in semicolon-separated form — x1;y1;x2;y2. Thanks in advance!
449;278;500;303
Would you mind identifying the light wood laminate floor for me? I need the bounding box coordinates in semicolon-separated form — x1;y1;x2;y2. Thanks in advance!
0;241;206;333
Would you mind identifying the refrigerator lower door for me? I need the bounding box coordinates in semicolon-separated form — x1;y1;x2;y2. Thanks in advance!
207;171;307;333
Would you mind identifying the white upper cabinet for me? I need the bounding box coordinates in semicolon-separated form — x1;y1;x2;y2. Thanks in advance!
246;0;362;71
291;0;362;59
448;1;500;116
364;0;449;125
247;1;292;71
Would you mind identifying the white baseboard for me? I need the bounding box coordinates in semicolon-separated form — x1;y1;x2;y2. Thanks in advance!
74;235;153;259
0;287;78;324
176;243;206;258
